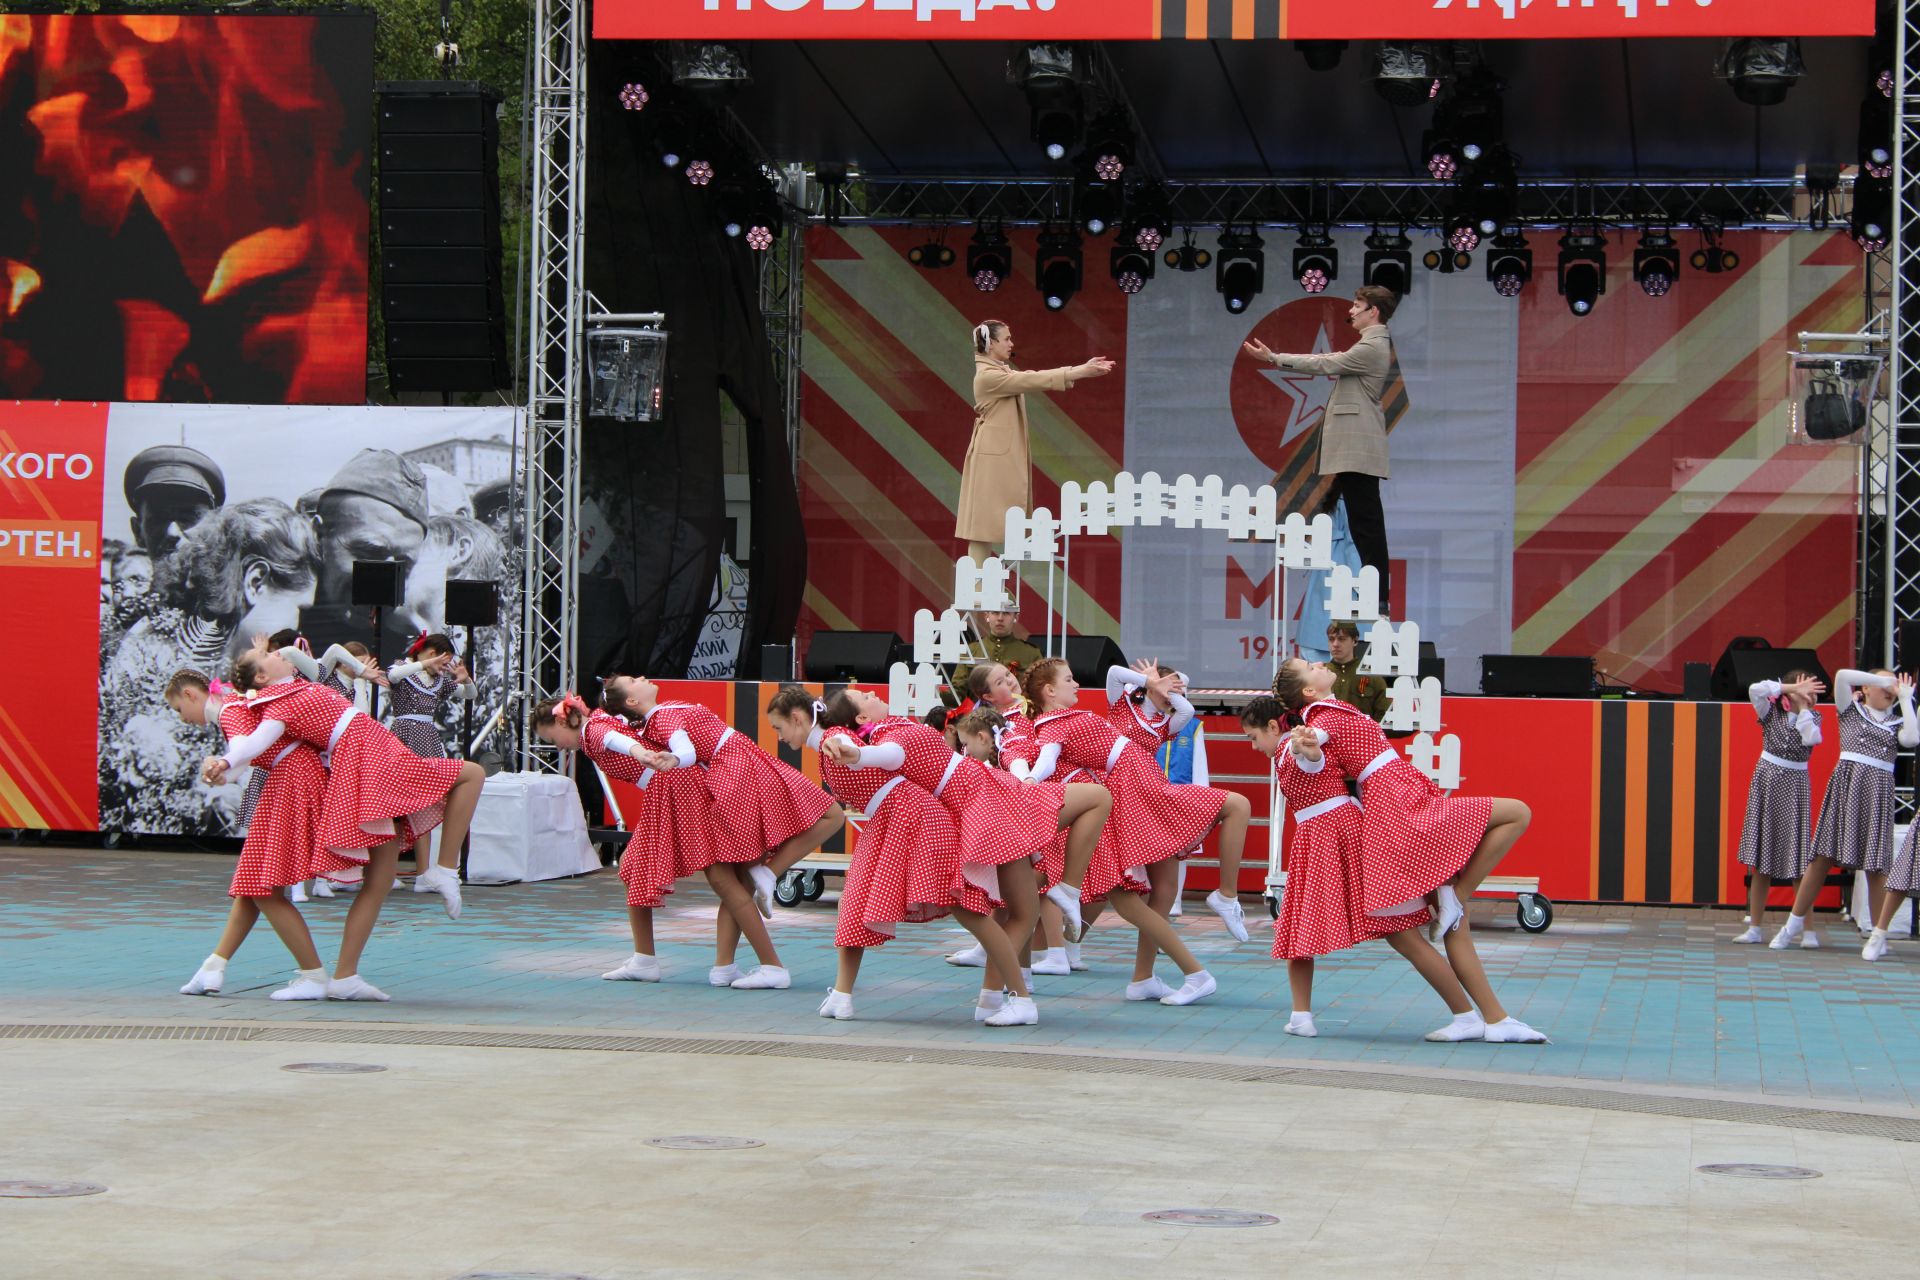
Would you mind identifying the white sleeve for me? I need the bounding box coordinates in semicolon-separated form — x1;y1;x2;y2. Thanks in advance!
1748;680;1782;719
602;730;644;758
282;648;321;681
1166;691;1195;737
851;741;907;771
453;681;479;702
1030;741;1062;782
636;768;655;790
389;660;427;681
1835;668;1888;707
317;644;364;678
1188;727;1209;788
667;729;698;769
1794;709;1821;746
222;719;289;769
1106;665;1142;704
1008;757;1032;781
1899;690;1919;748
1290;747;1327;774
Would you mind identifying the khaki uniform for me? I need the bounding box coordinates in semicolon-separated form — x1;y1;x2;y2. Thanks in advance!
954;357;1080;543
952;631;1046;699
1327;655;1390;722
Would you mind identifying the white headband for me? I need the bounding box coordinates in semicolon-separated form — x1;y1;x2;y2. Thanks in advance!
809;699;826;727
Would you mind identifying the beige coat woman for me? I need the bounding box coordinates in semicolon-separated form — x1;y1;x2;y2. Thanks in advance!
955;324;1114;552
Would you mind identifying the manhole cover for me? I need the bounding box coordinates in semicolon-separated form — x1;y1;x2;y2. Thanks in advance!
643;1135;765;1151
1142;1209;1279;1228
280;1062;387;1074
0;1180;107;1198
1696;1163;1822;1180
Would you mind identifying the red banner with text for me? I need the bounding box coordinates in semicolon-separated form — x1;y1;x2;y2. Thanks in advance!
595;0;1871;41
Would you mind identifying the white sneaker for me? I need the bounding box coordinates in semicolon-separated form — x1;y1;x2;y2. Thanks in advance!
1206;890;1250;943
1031;950;1071;976
1167;897;1183;917
324;975;390;1002
602;954;662;982
1425;1011;1487;1042
749;865;776;919
1863;932;1889;962
1483;1016;1551;1044
311;879;336;898
413;865;463;920
179;966;225;996
1434;884;1465;936
818;989;854;1020
1799;931;1822;949
1159;971;1218;1006
269;977;329;1001
1065;942;1088;972
1125;975;1176;1002
1768;921;1805;950
984;995;1038;1026
1730;926;1765;944
945;942;988;968
730;966;791;990
708;964;743;987
288;883;309;903
1045;883;1085;941
1285;1012;1318;1038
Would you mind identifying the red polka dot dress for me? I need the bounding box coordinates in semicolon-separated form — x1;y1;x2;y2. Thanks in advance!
217;698;357;896
580;710;719;908
1302;699;1487;917
994;707;1070;889
1268;741;1430;959
249;680;466;855
817;726;967;944
643;701;832;864
1033;709;1223;900
1106;690;1176;756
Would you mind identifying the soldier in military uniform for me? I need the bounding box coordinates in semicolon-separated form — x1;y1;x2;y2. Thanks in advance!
1325;620;1389;722
123;443;224;560
952;610;1044;695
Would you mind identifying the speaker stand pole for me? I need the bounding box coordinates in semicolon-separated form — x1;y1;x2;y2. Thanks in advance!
459;622;476;884
370;605;384;722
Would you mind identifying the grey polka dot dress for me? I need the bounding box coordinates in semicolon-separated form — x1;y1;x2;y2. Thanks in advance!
1810;699;1901;873
387;670;453;759
1736;689;1817;880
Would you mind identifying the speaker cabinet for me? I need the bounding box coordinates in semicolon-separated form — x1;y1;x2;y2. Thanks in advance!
444;579;499;628
1063;635;1127;686
804;631;905;682
1710;642;1828;701
377;82;508;393
351;560;404;608
1480;654;1595;698
1683;662;1712;701
760;644;794;681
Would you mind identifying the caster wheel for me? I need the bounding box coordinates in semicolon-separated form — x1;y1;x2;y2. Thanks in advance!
1516;892;1553;933
801;870;827;901
1264;893;1280;920
773;872;804;909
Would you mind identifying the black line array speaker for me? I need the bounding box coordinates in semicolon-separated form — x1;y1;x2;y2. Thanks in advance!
1063;635;1127;686
1480;653;1595;698
377;82;509;393
1710;640;1828;701
805;631;905;682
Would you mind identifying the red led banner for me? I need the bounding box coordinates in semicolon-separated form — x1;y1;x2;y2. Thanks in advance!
595;0;1873;41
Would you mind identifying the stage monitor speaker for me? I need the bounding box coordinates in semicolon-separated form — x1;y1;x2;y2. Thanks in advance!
444;579;499;628
760;645;793;681
376;81;509;394
804;631;904;682
1710;642;1828;701
1063;635;1127;686
1683;662;1712;701
351;560;404;608
1480;654;1594;698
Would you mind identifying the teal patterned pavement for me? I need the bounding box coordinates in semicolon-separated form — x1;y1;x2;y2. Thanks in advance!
6;847;1920;1110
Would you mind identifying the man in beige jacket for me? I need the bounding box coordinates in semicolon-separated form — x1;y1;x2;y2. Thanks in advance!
956;320;1115;563
1242;285;1397;601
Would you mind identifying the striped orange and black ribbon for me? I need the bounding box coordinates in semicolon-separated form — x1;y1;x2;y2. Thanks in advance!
1591;700;1726;905
1154;0;1286;39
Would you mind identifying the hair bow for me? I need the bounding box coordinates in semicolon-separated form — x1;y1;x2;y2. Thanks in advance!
809;699;826;727
990;724;1008;753
558;692;589;720
406;631;432;657
209;679;235;698
295;636;313;656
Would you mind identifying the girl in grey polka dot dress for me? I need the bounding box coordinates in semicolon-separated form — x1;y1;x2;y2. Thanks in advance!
1730;673;1825;944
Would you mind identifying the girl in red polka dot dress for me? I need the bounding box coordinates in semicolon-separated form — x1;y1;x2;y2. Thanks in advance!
1274;658;1547;1043
1024;657;1235;1007
1239;695;1486;1040
166;670;348;1001
956;663;1081;977
530;693;732;985
768;687;1034;1023
816;687;1113;1027
602;676;843;991
206;645;490;1001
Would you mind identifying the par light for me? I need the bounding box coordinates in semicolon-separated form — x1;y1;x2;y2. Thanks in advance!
1164;233;1212;272
619;83;649;111
1557;231;1608;317
967;225;1012;292
1110;242;1155;295
1293;229;1337;294
1633;230;1680;297
1485;231;1531;298
1860;94;1893;179
1851;173;1892;252
908;241;956;269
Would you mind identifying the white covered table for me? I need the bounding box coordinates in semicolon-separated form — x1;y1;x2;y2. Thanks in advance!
466;771;602;885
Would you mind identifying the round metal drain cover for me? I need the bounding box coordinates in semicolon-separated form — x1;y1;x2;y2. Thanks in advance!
281;1062;387;1074
1696;1163;1822;1181
1142;1209;1279;1228
643;1135;765;1151
0;1180;107;1198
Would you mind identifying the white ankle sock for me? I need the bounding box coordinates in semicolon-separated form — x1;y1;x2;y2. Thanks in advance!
203;954;228;971
1064;941;1083;966
1159;970;1217;1006
1425;1011;1487;1042
1782;913;1806;934
1126;975;1175;1001
1285;1011;1318;1038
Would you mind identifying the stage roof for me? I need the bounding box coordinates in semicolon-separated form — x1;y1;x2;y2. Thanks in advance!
713;37;1870;180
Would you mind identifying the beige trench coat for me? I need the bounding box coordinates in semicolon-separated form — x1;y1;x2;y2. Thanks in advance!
1267;323;1393;479
954;356;1078;543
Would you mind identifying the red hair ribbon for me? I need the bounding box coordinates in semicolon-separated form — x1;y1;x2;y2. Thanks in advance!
558;692;589;720
406;631;432;657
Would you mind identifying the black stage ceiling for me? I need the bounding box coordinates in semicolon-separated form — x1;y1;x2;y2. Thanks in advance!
713;37;1870;179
